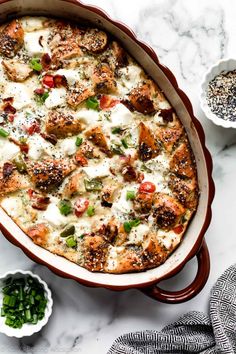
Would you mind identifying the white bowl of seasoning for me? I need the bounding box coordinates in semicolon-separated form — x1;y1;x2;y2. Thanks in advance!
0;270;53;338
200;58;236;128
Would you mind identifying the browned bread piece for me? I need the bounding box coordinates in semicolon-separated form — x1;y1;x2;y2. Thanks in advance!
67;83;95;109
128;79;164;114
83;235;108;271
153;193;185;230
45;110;83;138
2;60;33;82
138;122;160;161
27;159;76;191
0;162;29;197
85;126;111;156
92;63;117;94
168;174;198;210
0;20;24;58
170;142;195;179
80;28;108;53
155;126;183;153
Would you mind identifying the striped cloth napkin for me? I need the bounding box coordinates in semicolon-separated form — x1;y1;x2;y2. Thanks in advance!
108;264;236;354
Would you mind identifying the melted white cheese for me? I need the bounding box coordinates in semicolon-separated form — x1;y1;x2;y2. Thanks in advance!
74;219;91;236
3;82;32;110
82;158;110;179
55;69;81;86
40;202;69;227
127;224;149;245
112;185;138;220
58;137;77;156
157;230;181;250
21;17;47;32
24;29;50;56
106;246;124;271
119;64;143;91
0;139;20;163
1;196;23;218
109;104;133;127
75;108;100;126
45;88;67;109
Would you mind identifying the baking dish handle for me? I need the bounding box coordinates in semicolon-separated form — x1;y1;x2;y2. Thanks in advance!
141;239;210;304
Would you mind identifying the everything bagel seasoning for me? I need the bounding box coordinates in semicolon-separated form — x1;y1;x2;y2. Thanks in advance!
206;70;236;121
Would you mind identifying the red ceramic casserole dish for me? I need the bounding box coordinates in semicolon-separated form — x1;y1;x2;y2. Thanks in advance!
0;0;215;303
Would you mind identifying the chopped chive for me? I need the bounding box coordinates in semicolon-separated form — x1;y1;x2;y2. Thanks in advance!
60;225;75;238
59;200;72;216
111;127;122;134
126;190;136;201
0;128;9;138
121;138;128;149
30;57;42;72
123;219;141;233
87;205;95;217
86;97;99;110
75;136;83;147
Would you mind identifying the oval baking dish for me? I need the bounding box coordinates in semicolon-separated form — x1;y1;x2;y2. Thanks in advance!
0;0;214;303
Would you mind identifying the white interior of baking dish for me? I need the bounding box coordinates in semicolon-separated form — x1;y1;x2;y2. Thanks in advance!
0;0;210;288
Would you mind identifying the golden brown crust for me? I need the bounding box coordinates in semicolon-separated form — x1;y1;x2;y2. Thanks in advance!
80;28;108;53
168;174;198;210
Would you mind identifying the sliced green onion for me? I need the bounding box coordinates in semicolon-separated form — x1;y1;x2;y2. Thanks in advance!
126;190;136;201
75;136;83;147
111;127;122;134
87;206;95;217
0;276;47;329
34;91;49;105
123;219;141;233
84;178;103;192
60;225;75;238
121;138;128;149
86;97;99;110
0;128;9;138
58;200;72;216
111;145;124;155
30;57;42;72
66;236;77;248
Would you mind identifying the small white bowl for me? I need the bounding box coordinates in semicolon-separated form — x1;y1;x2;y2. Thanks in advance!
0;270;53;338
200;58;236;128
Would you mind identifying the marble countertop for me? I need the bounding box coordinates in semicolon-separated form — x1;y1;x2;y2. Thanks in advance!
0;0;236;352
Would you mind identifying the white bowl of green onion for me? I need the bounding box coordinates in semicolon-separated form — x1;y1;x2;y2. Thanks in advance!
0;270;53;337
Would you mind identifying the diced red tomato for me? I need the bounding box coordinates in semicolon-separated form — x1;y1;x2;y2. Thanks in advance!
8;114;15;123
99;95;120;110
74;198;89;217
3;102;16;114
42;75;55;88
138;181;156;194
20;143;29;154
28;189;50;210
34;88;45;95
25;122;40;135
75;153;88;166
173;225;184;234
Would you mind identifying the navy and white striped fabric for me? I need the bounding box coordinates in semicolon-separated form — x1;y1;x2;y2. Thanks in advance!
108;264;236;354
